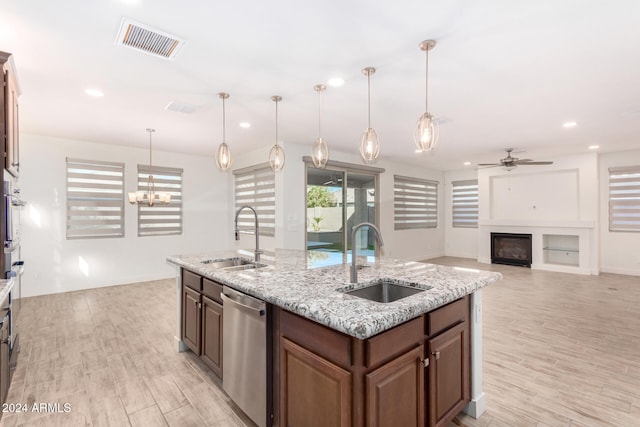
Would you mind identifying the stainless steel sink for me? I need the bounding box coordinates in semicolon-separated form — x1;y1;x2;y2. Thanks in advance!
201;257;265;270
344;279;428;303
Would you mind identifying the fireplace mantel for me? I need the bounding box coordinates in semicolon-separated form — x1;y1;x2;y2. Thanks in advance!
479;219;594;229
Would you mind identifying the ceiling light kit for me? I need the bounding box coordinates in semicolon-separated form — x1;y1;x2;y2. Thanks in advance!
311;84;329;168
128;128;171;205
359;67;380;164
415;39;439;152
216;92;232;171
269;95;285;172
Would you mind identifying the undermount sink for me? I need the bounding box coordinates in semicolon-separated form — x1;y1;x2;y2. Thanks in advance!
344;279;429;303
201;257;265;271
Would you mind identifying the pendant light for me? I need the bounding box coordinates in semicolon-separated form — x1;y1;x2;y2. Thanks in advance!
268;95;285;172
311;84;329;168
216;92;232;171
415;39;439;152
359;67;380;164
128;129;171;206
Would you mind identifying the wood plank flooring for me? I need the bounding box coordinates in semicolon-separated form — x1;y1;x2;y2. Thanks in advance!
0;259;638;426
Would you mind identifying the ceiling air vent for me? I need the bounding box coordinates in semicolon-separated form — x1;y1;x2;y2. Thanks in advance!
116;18;184;60
165;101;197;114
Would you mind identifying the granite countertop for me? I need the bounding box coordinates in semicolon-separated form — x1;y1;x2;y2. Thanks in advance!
167;249;502;340
0;278;15;304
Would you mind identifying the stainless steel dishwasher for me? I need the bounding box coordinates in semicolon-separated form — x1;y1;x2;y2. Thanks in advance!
221;286;268;427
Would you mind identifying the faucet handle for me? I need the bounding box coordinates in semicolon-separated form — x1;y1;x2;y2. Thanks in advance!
235;231;240;241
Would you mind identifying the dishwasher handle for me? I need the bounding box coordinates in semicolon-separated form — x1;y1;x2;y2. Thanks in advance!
221;291;266;317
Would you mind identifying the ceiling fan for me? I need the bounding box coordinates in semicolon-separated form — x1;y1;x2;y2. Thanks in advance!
478;148;553;169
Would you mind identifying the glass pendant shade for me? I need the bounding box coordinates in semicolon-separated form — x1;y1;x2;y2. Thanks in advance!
414;112;439;151
311;84;329;168
359;127;380;164
360;67;380;164
216;92;232;171
269;144;285;172
216;142;231;170
269;95;285;172
415;39;438;153
312;136;329;168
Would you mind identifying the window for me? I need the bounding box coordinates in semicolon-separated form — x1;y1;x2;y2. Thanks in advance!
137;165;183;236
233;164;275;237
394;175;438;230
452;179;479;228
66;158;125;239
609;165;640;232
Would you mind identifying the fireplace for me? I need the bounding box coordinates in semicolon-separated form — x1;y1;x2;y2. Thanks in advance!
491;233;532;267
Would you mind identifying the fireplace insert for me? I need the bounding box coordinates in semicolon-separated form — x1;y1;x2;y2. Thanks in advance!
491;233;532;267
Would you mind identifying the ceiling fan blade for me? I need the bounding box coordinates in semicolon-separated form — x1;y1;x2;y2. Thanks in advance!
517;161;554;165
477;163;501;167
513;159;533;163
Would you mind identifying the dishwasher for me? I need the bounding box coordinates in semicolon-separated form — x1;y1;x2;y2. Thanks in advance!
221;286;269;427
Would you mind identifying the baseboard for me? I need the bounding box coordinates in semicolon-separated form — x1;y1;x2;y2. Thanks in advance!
174;336;188;352
477;257;491;264
463;392;487;418
599;266;640;277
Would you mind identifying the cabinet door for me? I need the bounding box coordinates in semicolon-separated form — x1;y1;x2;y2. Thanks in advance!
365;344;425;427
182;285;201;354
201;295;223;378
5;65;19;177
428;322;469;427
280;337;351;427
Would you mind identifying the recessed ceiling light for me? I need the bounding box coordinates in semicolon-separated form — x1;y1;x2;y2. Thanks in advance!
328;77;344;87
464;161;471;166
85;88;104;97
239;122;251;129
562;121;577;128
588;145;600;150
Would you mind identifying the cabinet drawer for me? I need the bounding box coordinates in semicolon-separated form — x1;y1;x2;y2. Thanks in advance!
203;278;223;304
426;296;468;337
366;316;424;369
182;269;202;292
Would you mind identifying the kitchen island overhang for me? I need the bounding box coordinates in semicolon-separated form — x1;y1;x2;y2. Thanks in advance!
167;249;502;423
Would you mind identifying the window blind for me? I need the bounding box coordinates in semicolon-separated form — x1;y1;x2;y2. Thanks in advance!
394;175;438;230
66;158;125;239
452;179;478;228
609;165;640;232
233;164;275;237
137;165;183;236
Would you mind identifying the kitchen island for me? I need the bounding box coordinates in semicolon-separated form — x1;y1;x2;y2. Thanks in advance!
167;249;502;427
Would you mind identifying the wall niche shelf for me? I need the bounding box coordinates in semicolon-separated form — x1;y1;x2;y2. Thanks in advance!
543;234;579;267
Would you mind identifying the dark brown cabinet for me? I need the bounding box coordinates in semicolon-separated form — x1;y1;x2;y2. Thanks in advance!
180;269;223;379
275;296;470;427
428;322;469;427
0;51;20;178
280;337;351;427
201;295;223;377
365;344;425;427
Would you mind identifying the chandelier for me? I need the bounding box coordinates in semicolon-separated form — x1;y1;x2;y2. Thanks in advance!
128;128;171;206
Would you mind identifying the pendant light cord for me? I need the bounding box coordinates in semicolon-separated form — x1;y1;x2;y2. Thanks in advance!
222;96;226;143
318;89;323;138
367;71;372;129
275;99;279;148
425;48;429;112
148;130;153;176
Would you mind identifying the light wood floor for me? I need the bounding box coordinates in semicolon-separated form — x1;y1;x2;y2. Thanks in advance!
1;259;639;426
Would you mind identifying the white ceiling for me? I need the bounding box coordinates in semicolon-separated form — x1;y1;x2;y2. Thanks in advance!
2;0;639;171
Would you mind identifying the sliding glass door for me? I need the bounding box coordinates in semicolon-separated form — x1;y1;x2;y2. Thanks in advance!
306;165;378;257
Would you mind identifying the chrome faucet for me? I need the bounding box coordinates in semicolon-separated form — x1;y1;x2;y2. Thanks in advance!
350;222;384;283
234;205;263;262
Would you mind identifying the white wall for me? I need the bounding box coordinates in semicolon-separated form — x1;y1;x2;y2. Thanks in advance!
444;169;479;259
599;149;640;276
19;133;229;297
232;143;445;261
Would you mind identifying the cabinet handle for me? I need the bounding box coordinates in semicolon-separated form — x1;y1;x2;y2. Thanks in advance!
432;351;440;360
423;358;429;367
197;302;202;309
